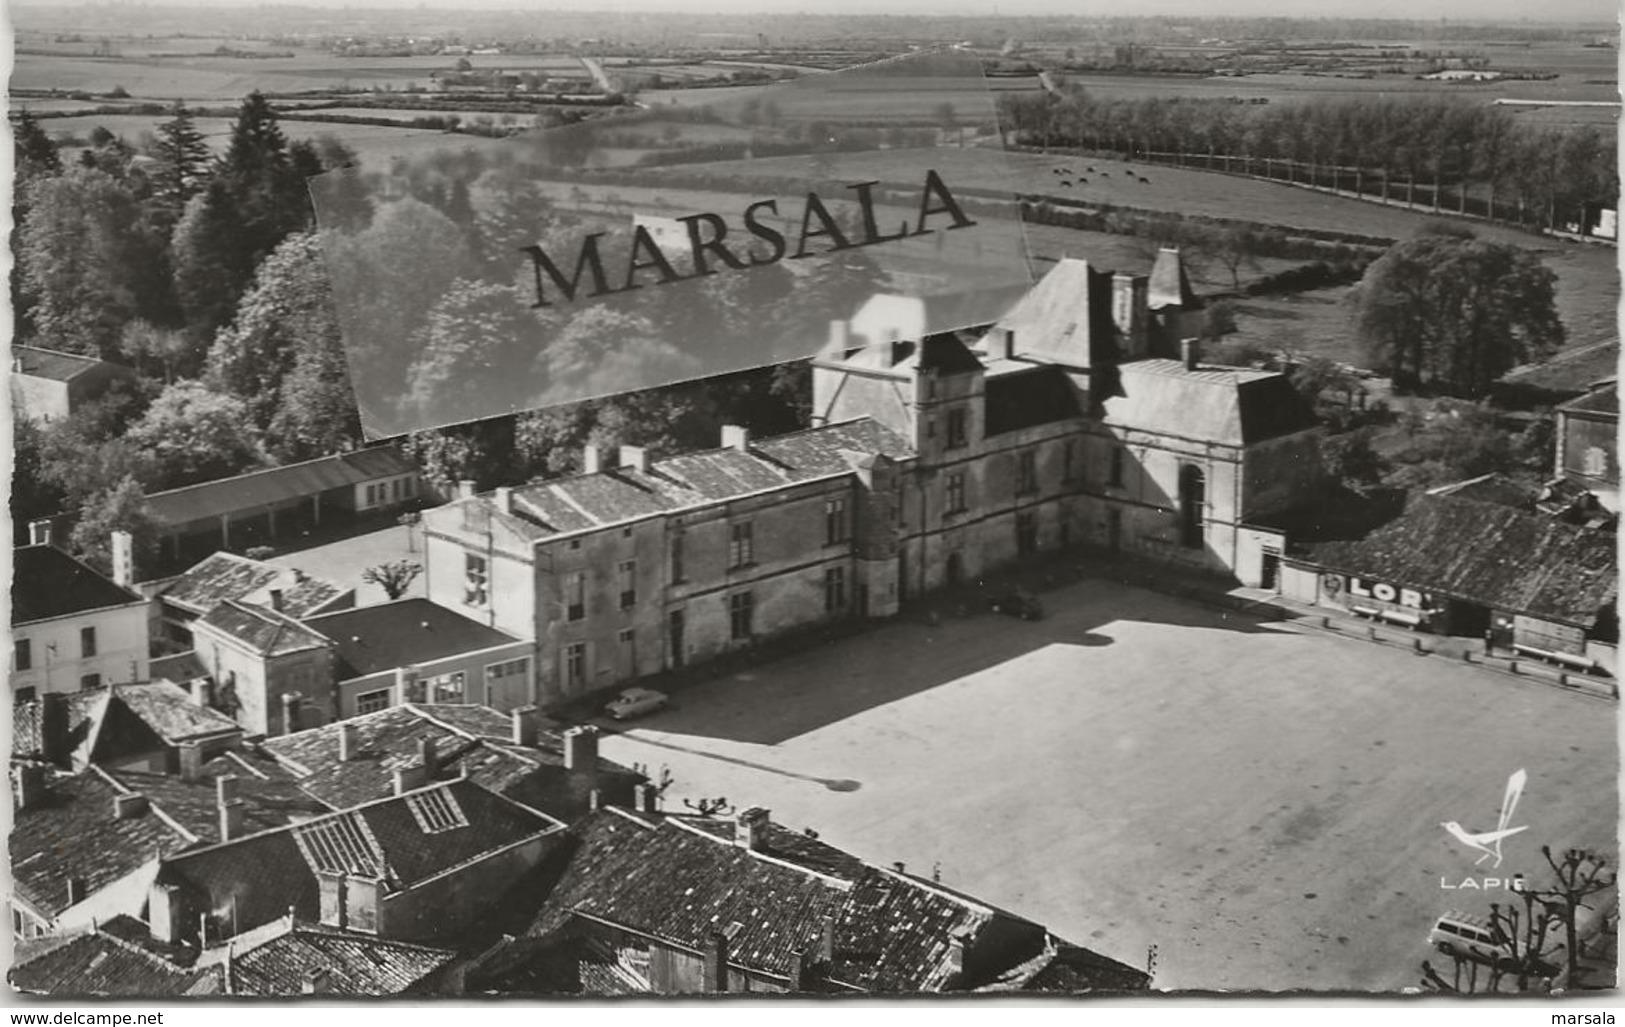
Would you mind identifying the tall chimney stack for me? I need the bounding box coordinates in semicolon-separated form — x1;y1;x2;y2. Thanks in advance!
720;425;750;452
39;692;69;768
457;479;476;500
583;447;604;474
268;588;284;613
177;741;204;783
339;722;358;762
110;530;135;589
737;807;770;852
562;725;599;772
510;705;538;747
219;799;246;842
280;693;301;736
494;486;515;515
1181;338;1200;373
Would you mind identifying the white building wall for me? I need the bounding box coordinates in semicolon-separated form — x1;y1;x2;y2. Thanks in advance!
11;603;151;697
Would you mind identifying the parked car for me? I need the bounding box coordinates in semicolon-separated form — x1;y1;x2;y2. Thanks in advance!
605;687;669;721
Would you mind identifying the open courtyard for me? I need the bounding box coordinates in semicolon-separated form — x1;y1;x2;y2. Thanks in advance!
596;578;1618;992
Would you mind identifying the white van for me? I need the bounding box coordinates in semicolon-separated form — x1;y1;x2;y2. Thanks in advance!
1427;910;1518;966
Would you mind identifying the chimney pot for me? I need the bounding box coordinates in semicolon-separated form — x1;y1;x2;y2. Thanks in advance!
216;774;240;807
457;479;476;500
583;447;604;475
619;445;649;473
738;807;771;852
494;486;514;514
12;764;48;811
563;725;599;773
1181;338;1200;372
510;705;538;747
339;722;358;761
177;741;205;782
114;792;149;819
892;861;906;874
588;788;601;811
219;799;246;842
720;425;750;452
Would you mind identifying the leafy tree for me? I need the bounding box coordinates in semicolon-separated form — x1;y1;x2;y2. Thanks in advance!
123;381;263;491
117;320;194;384
1289;357;1360;408
1351;230;1563;397
1199;299;1237;341
362;560;424;600
16;167;147;356
13;110;61;177
1320;427;1384;487
69;476;158;579
1383;399;1518;491
402;417;516;496
407;280;540;425
12;418;67;542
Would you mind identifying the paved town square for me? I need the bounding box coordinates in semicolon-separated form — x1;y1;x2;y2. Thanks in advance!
600;579;1619;991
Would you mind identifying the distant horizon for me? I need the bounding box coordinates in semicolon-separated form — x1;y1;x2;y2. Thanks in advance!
8;0;1620;23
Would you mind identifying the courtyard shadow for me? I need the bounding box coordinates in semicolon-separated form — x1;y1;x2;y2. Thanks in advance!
608;577;1286;749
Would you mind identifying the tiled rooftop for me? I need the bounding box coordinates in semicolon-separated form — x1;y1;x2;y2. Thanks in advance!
9;917;208;997
107;681;242;745
260;703;643;818
105;768;328;842
197;599;332;657
200;918;455;996
10;768;198;919
156;552;348;619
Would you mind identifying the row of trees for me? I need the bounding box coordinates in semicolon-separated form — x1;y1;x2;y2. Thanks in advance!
997;90;1616;233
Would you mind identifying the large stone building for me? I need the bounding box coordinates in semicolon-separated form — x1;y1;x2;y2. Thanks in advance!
420;256;1326;708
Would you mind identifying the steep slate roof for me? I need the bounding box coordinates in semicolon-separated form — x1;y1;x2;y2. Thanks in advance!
259;703;641;818
143;447;415;528
303;599;521;680
435;418;913;544
1147;247;1196;310
197;600;331;657
13;544;144;625
10;768;199;920
12;345;108;381
156;552;349;619
1311;494;1618;627
989;258;1116;370
9;917;208;997
195;917;454;996
527;809;1097;994
1558;382;1618;417
159;779;564;938
1103;359;1318;447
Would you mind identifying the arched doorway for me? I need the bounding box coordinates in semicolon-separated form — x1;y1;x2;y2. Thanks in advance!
1179;465;1205;549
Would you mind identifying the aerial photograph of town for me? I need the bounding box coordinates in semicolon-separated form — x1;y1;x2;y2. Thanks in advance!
4;0;1619;1008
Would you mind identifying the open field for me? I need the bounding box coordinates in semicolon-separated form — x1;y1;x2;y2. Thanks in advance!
1062;67;1618;108
594;578;1618;991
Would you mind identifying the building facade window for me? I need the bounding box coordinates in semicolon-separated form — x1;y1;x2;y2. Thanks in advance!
1179;465;1206;550
356;689;391;715
946;473;967;514
825;497;849;545
564;643;587;690
80;627;96;659
567;571;587;622
1109;446;1125;488
80;673;101;690
427;671;466;703
464;553;489;607
670;531;686;584
729;591;754;640
946;407;968;449
14;639;31;672
729;521;754;568
825;566;847;613
1017;450;1038;495
618;560;637;609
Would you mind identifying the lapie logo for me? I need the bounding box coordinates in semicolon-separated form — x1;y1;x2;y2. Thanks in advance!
1441;768;1528;869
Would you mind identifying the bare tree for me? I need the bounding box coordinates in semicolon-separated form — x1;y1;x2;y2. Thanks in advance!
362;559;423;600
1542;846;1616;987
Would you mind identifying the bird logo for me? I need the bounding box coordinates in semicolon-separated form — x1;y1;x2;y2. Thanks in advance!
1441;769;1528;869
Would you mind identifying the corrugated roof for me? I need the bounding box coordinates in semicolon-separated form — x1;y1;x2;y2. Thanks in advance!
1311;494;1618;626
13;545;144;625
303;599;521;679
196;600;331;657
143;448;415;528
1103;359;1316;447
12;345;106;382
156;552;348;619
